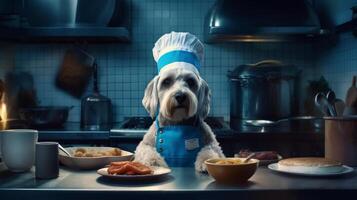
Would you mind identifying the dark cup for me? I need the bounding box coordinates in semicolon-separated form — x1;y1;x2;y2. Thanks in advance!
35;142;59;179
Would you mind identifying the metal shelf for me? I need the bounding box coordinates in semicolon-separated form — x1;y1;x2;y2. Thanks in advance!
335;18;357;34
0;26;131;43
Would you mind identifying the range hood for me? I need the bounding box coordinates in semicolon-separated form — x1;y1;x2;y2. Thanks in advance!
204;0;323;42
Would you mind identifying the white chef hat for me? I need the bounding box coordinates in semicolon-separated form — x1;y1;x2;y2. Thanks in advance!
153;32;204;74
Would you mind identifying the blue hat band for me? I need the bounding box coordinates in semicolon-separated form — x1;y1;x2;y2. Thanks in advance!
157;50;200;72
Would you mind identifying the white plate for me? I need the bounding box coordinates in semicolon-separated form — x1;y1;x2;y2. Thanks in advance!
97;166;171;181
268;163;354;177
59;147;134;170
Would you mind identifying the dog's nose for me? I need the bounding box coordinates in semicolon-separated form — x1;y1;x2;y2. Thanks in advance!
174;92;186;104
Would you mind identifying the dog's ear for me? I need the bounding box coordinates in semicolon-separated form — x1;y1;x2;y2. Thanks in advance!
142;75;159;118
198;79;211;119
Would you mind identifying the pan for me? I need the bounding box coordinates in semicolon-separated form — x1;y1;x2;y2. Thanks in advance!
19;106;73;128
56;47;95;98
244;116;324;131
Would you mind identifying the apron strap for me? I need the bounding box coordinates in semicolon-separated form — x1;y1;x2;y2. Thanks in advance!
155;115;199;129
155;117;161;129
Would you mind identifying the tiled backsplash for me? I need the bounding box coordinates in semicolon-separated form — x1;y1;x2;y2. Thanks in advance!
314;0;357;101
315;32;357;100
2;0;355;123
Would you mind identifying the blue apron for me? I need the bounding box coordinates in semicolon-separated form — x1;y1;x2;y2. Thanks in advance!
155;118;203;167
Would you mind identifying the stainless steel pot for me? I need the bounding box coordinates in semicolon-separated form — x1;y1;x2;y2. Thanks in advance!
23;0;78;27
23;0;115;27
227;60;300;130
76;0;115;27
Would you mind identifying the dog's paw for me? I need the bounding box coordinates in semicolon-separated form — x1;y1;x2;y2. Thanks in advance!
148;156;168;168
195;145;223;172
195;160;207;172
135;156;167;168
134;147;168;168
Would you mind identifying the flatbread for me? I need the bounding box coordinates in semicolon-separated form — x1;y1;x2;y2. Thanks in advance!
278;157;343;174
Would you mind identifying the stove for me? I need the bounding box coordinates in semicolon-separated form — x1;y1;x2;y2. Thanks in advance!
110;116;230;137
120;117;154;129
30;116;230;142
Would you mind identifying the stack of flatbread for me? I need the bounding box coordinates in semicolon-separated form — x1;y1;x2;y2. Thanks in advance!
278;157;343;174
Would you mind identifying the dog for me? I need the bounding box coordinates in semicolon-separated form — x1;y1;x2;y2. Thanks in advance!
134;61;225;172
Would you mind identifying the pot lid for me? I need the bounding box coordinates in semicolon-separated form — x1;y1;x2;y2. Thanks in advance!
228;60;299;79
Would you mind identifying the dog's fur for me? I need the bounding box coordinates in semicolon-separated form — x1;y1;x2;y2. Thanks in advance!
134;63;225;172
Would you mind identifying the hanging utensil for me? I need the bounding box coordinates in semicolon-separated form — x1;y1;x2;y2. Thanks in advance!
334;99;345;116
314;93;332;116
4;72;38;120
56;47;95;98
345;76;357;107
80;61;112;131
326;90;337;117
344;76;357;115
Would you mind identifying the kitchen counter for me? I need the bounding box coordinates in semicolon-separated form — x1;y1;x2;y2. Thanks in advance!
0;165;356;200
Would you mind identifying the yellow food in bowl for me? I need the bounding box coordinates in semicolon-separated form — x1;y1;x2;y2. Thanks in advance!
205;158;259;184
215;159;243;165
73;148;121;157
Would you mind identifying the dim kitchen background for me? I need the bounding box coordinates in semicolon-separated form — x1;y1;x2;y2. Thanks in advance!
0;0;355;124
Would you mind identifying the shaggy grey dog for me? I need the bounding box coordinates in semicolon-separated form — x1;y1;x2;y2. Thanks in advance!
134;61;225;172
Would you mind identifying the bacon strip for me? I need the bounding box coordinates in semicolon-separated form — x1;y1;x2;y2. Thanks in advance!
107;161;153;175
110;161;130;166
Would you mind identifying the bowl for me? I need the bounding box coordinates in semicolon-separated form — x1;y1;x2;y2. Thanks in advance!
205;158;259;184
59;147;133;170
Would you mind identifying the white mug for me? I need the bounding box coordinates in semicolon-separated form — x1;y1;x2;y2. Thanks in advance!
1;129;38;172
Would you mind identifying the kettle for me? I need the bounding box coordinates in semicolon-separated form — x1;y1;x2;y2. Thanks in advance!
80;62;112;130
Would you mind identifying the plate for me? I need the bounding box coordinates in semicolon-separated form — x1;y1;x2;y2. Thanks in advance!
59;147;134;170
257;154;283;166
97;166;171;181
268;163;354;177
235;154;283;166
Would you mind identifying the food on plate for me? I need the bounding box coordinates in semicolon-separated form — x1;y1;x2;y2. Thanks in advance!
107;161;153;175
278;157;343;173
215;159;243;165
238;149;278;160
73;147;121;157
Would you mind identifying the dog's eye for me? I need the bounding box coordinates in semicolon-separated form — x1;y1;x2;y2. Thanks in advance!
162;78;172;87
186;78;196;88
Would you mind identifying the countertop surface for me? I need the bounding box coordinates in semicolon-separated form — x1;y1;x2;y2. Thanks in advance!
0;164;356;200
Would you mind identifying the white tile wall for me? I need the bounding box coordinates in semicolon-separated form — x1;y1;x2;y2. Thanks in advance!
1;0;317;122
315;32;357;100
